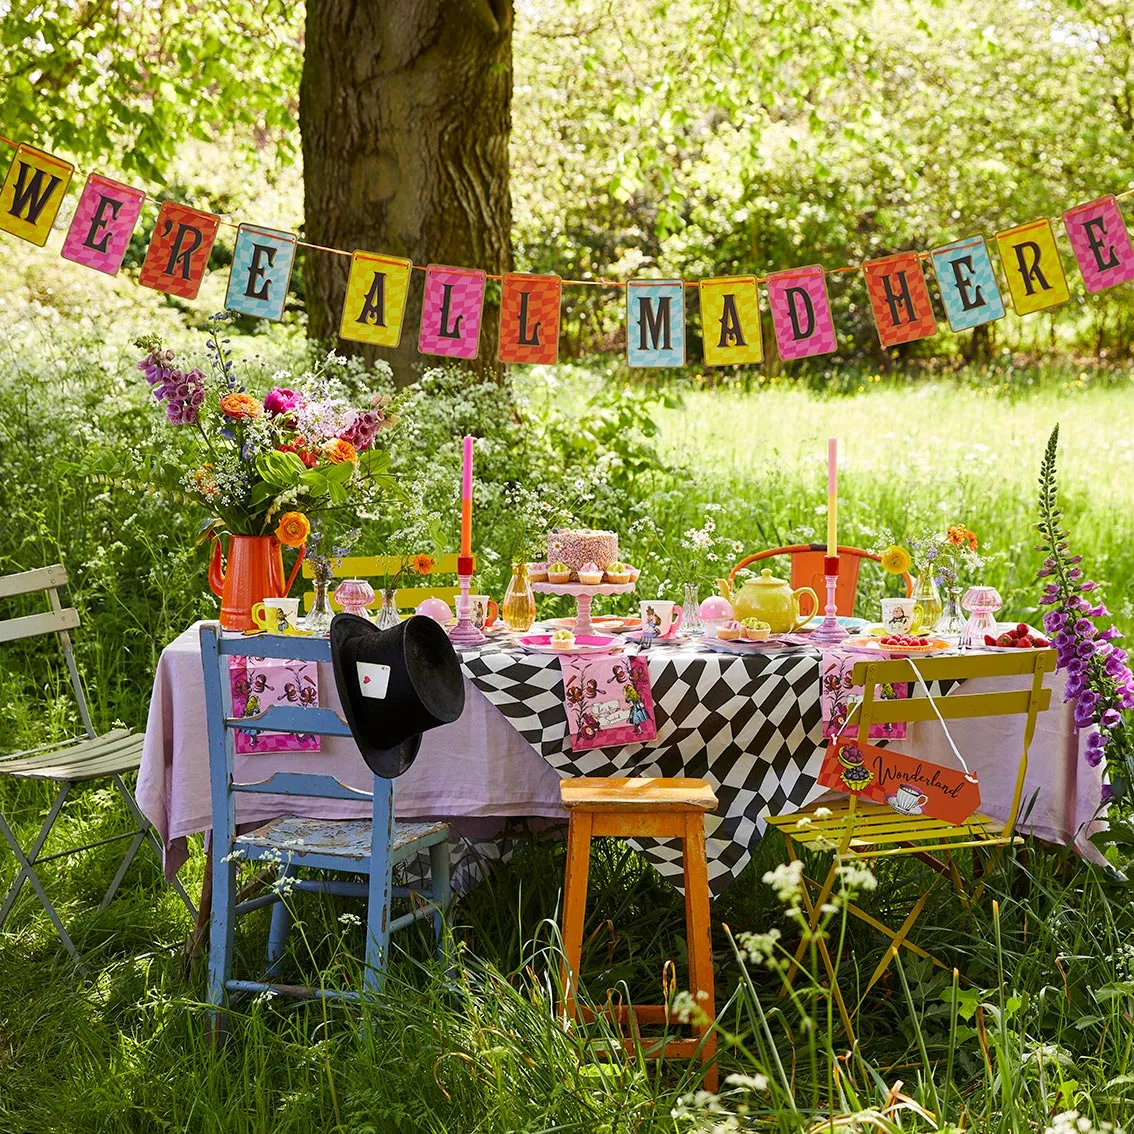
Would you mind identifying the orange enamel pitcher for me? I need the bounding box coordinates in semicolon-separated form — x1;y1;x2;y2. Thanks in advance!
209;534;305;631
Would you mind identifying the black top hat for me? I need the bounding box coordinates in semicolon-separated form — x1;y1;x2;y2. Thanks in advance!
330;613;466;778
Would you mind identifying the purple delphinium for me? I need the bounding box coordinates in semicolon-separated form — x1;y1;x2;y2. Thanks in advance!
1035;425;1134;791
137;349;205;427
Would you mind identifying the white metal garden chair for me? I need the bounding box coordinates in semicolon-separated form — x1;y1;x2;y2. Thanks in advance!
0;564;196;959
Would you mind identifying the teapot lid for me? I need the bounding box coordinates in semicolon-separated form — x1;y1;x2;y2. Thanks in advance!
750;567;788;587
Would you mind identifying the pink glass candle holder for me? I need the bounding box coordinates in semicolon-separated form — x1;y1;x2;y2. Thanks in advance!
809;555;848;645
334;577;375;619
960;585;1002;649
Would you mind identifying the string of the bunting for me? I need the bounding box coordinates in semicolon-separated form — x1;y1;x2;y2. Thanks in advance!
2;133;1133;368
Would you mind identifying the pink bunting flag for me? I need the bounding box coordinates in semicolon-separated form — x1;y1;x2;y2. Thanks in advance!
419;265;486;359
766;265;837;360
61;173;145;276
1063;196;1134;294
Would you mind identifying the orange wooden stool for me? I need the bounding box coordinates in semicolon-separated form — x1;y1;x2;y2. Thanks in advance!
558;777;718;1090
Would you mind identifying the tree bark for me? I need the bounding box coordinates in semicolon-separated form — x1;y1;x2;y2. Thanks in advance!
300;0;513;385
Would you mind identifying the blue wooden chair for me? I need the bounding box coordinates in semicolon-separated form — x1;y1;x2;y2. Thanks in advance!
0;565;196;961
199;623;451;1019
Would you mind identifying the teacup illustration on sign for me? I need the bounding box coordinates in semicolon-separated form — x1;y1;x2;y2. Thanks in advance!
887;783;929;815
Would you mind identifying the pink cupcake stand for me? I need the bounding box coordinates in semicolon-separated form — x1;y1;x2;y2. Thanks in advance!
532;581;636;636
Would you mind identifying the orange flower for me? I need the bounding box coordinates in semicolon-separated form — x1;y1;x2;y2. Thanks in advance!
219;392;263;420
275;511;311;548
413;553;436;575
947;525;978;551
192;464;219;500
322;438;358;465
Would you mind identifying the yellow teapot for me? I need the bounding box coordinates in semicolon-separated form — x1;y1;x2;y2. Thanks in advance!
716;569;819;634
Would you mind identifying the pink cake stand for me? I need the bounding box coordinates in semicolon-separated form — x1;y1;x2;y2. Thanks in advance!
532;581;636;636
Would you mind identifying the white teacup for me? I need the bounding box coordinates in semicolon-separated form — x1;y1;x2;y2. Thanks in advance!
640;600;680;638
881;597;916;635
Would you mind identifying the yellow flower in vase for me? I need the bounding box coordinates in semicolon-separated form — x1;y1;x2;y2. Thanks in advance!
881;545;912;575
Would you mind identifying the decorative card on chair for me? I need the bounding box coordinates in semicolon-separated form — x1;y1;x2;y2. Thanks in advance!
817;736;981;825
820;651;907;740
559;655;656;751
229;656;321;755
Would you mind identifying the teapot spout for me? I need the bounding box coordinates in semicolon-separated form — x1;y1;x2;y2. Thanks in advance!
716;578;732;601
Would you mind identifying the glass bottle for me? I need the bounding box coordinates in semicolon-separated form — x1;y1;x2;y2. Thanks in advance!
502;562;537;632
680;583;702;637
375;586;401;629
303;575;334;634
936;585;966;637
909;572;942;634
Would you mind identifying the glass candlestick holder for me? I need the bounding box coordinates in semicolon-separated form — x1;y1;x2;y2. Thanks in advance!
960;585;1002;649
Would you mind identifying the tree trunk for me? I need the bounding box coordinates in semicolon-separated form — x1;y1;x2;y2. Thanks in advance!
300;0;513;385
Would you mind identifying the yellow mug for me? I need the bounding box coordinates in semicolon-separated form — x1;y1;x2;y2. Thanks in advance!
251;598;300;634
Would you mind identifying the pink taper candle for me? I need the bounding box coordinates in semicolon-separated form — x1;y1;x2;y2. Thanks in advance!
826;437;837;559
460;435;473;558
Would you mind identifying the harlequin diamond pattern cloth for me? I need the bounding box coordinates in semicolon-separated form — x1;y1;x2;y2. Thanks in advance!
459;639;837;897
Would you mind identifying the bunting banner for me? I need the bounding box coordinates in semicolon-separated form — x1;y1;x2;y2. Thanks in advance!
2;133;1133;370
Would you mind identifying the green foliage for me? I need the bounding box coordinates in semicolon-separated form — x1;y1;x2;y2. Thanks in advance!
0;0;302;182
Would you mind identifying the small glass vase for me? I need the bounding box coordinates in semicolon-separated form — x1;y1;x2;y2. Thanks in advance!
680;582;702;637
909;573;942;634
935;585;967;637
335;577;375;619
303;576;334;634
502;563;536;632
375;586;401;629
960;585;1003;649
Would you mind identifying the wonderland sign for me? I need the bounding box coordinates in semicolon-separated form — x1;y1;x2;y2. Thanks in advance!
3;138;1134;366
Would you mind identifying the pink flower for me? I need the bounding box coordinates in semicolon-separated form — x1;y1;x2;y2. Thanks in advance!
264;387;305;417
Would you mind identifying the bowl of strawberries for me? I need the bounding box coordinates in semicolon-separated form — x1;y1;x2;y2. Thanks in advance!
981;623;1050;651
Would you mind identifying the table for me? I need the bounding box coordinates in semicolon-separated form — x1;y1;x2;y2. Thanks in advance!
138;624;1105;898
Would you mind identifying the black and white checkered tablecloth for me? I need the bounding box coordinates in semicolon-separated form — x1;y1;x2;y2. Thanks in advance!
458;639;836;897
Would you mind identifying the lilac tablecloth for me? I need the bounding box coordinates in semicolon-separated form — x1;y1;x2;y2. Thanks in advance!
137;624;1106;887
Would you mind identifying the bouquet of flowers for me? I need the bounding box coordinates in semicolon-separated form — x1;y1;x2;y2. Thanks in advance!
135;313;397;549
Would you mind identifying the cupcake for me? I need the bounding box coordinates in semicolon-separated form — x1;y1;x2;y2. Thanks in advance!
741;617;771;641
577;561;604;586
604;562;631;585
626;564;641;582
550;628;576;651
527;562;549;583
717;620;743;641
548;561;571;585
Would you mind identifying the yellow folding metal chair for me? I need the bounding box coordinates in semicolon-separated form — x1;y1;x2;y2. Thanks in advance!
765;648;1056;1042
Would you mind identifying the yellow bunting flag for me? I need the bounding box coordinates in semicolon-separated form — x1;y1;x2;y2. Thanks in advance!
0;144;74;247
698;276;762;366
339;251;413;347
995;218;1070;316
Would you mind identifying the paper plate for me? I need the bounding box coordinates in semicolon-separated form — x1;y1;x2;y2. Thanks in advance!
517;634;621;656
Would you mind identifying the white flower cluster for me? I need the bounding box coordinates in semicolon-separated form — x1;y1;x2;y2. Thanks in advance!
1110;941;1134;981
835;861;878;894
1045;1111;1124;1134
762;860;804;907
735;928;781;968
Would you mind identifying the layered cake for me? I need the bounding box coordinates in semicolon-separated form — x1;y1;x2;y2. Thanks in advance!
546;529;619;581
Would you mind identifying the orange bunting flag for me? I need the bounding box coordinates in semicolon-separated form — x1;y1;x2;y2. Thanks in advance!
995;218;1069;315
862;252;937;347
139;202;219;300
698;276;762;366
498;273;560;364
339;251;413;347
0;144;74;247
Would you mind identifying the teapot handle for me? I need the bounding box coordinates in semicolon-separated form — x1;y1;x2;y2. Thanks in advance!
283;544;306;596
792;587;820;629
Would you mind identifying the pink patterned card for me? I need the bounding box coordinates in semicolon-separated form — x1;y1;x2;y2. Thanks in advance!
61;173;145;276
418;265;486;359
229;656;321;755
1063;196;1134;294
820;649;907;740
559;655;656;751
766;265;837;360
